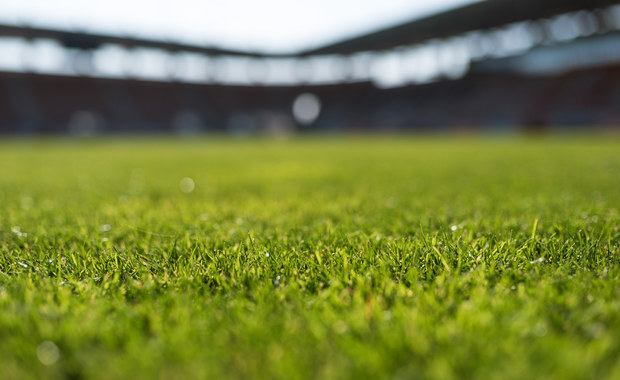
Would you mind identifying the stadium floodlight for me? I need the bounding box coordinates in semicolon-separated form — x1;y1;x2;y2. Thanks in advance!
292;93;321;125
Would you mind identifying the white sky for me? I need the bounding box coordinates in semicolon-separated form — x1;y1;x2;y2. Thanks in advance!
0;0;479;53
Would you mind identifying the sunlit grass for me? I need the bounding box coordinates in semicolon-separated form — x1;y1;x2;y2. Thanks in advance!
1;137;619;379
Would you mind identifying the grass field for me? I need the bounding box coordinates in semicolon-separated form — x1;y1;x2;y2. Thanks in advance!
1;137;619;379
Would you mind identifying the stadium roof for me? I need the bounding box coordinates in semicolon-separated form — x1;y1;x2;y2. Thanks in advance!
298;0;620;55
0;0;477;55
1;0;618;58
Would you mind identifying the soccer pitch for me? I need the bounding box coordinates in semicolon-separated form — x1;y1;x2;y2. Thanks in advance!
1;137;619;379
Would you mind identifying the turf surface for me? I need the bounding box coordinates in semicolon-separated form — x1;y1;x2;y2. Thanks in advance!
1;137;619;379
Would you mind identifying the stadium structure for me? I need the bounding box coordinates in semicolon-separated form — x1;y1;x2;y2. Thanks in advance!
1;0;620;134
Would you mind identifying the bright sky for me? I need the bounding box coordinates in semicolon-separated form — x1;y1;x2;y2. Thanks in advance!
0;0;479;53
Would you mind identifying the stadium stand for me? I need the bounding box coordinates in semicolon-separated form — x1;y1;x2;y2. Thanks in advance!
1;0;619;134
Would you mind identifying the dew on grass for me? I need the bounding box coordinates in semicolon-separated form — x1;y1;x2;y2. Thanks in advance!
11;226;27;237
101;238;109;242
268;344;284;361
530;257;545;264
17;261;28;268
384;197;396;209
179;177;195;193
21;196;33;210
586;322;606;339
451;225;458;231
100;224;111;232
333;320;348;334
41;199;54;211
265;253;270;258
36;341;60;366
532;322;548;337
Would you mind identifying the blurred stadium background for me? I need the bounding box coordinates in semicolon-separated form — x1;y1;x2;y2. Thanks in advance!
1;0;620;135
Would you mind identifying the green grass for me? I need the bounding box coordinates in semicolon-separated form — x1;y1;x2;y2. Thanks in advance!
1;137;619;379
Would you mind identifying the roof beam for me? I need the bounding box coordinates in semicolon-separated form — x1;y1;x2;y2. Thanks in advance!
0;24;294;58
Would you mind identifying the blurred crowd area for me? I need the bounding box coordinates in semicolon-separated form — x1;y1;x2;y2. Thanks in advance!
1;64;619;135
